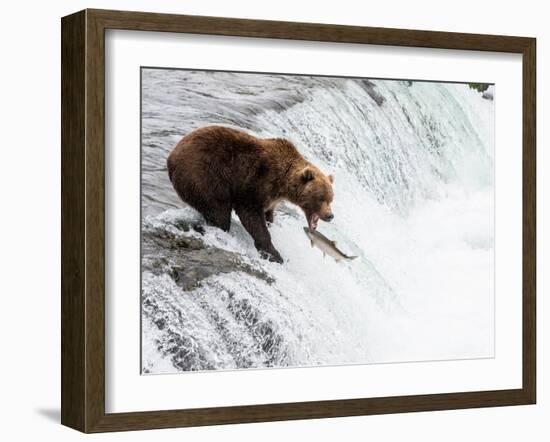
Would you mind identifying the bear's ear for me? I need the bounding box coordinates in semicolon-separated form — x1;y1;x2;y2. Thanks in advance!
301;167;314;183
328;174;335;183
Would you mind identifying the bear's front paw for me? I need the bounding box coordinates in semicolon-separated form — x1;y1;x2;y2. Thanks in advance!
269;251;284;264
260;249;284;264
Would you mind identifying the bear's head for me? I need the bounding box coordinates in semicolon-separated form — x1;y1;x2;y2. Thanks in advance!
293;166;334;230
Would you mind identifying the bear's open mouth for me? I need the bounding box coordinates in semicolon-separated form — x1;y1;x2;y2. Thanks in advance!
307;213;320;230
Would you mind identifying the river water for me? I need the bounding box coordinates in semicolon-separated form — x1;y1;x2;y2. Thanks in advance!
141;68;495;373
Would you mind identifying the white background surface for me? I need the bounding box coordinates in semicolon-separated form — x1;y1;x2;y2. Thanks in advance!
0;0;547;440
106;30;522;413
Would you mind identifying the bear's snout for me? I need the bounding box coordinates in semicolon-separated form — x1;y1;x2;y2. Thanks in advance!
322;213;334;222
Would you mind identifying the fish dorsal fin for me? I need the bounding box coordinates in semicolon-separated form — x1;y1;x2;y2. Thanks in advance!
331;240;337;246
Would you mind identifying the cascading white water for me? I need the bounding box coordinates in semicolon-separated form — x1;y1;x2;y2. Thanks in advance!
141;69;495;373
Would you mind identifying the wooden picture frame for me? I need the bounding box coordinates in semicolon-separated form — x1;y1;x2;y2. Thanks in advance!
61;8;536;433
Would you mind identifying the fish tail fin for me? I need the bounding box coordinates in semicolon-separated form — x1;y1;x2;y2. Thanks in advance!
347;255;358;260
310;240;314;248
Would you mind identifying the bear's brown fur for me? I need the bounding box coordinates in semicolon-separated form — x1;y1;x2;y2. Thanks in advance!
167;126;334;263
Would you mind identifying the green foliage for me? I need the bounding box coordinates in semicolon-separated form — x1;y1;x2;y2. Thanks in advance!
468;83;490;93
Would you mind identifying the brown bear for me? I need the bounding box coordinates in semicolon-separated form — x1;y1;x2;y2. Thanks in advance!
167;125;334;263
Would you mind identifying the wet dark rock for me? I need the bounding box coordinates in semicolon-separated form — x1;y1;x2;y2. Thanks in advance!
142;221;273;291
154;318;166;330
358;79;386;106
482;90;494;101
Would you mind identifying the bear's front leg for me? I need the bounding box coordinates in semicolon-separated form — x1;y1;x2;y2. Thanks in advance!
236;206;283;263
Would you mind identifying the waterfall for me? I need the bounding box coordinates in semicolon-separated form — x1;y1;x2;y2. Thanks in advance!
141;69;495;374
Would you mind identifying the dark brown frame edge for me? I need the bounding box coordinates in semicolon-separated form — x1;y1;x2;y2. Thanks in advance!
61;8;536;433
